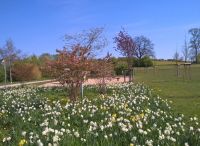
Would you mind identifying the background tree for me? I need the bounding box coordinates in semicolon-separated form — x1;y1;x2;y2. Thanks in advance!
0;39;20;83
182;36;190;62
12;62;41;81
39;53;53;78
23;55;41;65
174;50;180;64
174;50;181;77
134;35;154;59
49;28;106;102
188;28;200;63
114;29;135;81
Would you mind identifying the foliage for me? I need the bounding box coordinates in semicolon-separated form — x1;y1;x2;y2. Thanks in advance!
0;39;20;83
114;61;128;75
94;53;114;94
49;46;93;101
114;29;135;81
39;53;53;78
0;66;4;82
12;62;42;81
112;57;153;75
133;56;153;67
0;83;200;146
23;55;41;65
48;28;106;102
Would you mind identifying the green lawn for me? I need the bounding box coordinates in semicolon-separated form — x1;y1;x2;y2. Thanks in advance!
134;64;200;119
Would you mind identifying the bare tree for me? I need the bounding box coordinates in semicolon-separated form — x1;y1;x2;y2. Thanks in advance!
114;29;135;81
134;35;154;59
188;28;200;63
174;50;180;64
64;27;107;56
182;36;190;62
173;50;181;77
0;39;20;83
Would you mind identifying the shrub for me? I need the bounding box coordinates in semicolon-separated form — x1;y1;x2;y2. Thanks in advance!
0;66;4;83
133;56;153;67
12;62;41;81
114;61;128;75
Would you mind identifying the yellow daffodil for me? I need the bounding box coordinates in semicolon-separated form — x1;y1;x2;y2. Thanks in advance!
131;113;144;122
140;113;144;119
18;139;27;146
112;113;117;118
111;113;117;122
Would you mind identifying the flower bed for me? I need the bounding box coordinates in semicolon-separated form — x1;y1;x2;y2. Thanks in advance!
0;83;199;146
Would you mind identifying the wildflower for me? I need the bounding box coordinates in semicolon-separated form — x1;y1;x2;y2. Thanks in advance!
74;131;80;138
19;139;27;146
159;134;165;140
185;142;189;146
131;136;137;142
130;143;134;146
22;131;27;136
54;119;58;125
145;140;153;146
112;113;117;118
53;135;59;143
37;139;43;146
189;126;194;131
7;137;11;141
140;113;144;118
2;138;6;142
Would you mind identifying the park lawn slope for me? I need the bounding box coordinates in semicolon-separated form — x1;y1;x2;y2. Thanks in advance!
134;64;200;119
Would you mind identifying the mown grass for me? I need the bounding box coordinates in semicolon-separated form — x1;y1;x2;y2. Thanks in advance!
153;60;184;66
37;86;111;104
134;64;200;119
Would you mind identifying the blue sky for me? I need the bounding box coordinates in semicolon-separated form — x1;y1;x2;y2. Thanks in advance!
0;0;200;59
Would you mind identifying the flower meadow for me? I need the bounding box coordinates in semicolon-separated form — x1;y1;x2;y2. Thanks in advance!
0;83;200;146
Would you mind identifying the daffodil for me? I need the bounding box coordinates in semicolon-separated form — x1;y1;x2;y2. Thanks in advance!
19;139;27;146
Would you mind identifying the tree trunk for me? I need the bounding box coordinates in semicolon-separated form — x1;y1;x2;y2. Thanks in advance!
69;83;80;102
196;49;198;64
126;57;133;82
10;66;12;83
9;59;12;83
99;77;106;94
3;62;7;84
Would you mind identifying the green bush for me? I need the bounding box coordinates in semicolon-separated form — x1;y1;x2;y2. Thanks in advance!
133;56;153;67
0;66;5;83
114;61;128;75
